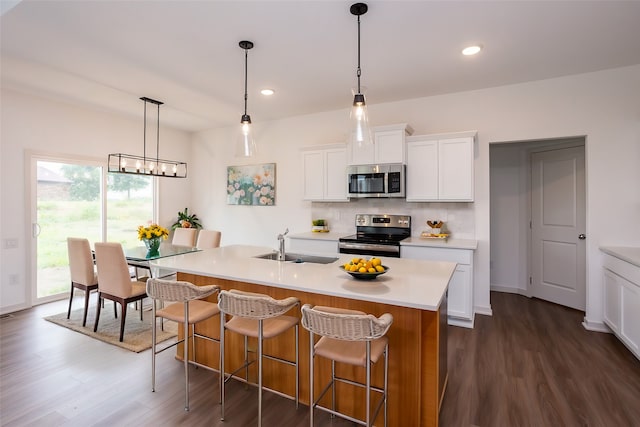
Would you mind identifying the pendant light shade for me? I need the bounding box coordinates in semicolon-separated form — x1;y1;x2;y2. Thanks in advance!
108;97;187;178
350;2;373;148
237;40;257;157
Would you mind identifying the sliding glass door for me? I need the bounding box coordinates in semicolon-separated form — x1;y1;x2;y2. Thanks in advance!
31;154;154;304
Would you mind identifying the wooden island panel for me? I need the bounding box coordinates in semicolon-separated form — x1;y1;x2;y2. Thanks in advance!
179;272;447;426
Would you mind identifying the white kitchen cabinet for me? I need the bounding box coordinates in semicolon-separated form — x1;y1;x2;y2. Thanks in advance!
348;123;413;165
302;144;349;202
406;131;476;202
400;244;475;327
602;249;640;360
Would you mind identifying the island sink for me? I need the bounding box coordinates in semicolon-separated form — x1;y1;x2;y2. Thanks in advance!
254;252;339;264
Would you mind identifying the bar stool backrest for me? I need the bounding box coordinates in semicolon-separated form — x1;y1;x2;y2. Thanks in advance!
146;278;219;302
301;304;393;341
218;289;299;319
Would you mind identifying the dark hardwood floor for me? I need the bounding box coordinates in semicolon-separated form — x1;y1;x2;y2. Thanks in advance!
1;292;639;426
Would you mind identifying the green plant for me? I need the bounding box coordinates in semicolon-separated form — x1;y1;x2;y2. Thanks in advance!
312;219;326;226
172;208;202;229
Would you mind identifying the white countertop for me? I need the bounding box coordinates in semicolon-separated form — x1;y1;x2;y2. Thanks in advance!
600;246;640;268
401;237;478;250
288;231;343;241
151;244;455;311
289;231;478;251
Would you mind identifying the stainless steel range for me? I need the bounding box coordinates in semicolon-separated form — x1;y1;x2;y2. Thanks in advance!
338;214;411;258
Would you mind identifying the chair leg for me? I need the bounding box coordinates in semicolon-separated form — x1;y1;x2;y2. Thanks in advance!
93;294;102;333
119;301;127;342
295;324;299;409
82;287;91;327
384;344;389;427
67;284;74;319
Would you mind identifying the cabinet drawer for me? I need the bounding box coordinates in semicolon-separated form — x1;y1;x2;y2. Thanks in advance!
603;254;640;286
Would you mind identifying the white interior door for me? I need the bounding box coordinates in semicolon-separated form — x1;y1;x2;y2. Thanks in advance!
530;146;586;310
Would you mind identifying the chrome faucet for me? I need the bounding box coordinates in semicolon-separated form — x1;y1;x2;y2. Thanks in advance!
277;228;289;261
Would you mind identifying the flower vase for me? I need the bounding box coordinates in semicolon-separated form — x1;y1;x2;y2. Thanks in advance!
143;237;162;257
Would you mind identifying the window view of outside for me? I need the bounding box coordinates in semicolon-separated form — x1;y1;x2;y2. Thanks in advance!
36;160;153;300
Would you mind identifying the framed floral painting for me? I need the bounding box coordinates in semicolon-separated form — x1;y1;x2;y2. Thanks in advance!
227;163;276;205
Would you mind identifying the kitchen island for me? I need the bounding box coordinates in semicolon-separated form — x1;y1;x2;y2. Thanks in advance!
152;245;456;426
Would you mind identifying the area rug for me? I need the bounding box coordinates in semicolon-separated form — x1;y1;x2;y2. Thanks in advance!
44;306;177;353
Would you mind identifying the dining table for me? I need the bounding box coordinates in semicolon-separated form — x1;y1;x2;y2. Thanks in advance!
124;243;200;278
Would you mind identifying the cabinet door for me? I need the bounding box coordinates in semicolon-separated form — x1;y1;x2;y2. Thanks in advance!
438;137;474;201
375;129;405;164
348;136;375;165
324;148;348;201
447;264;472;319
620;276;640;354
302;150;324;201
603;269;621;333
406;140;438;201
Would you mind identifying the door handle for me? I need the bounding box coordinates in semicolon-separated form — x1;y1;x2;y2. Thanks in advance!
578;233;586;240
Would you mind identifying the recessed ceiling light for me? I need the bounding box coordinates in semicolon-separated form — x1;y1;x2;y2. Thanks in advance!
462;45;482;56
261;89;274;96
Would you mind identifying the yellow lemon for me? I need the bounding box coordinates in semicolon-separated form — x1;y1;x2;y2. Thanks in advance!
375;265;385;272
351;258;360;264
368;267;376;273
350;265;359;272
343;263;351;270
365;261;373;269
358;267;367;273
372;258;382;267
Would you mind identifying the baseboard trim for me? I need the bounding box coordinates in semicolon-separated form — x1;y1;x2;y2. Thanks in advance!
474;305;492;316
448;316;474;329
490;285;529;296
582;317;610;333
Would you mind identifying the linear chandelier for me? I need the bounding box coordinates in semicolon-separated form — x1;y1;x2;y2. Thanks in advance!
108;97;187;178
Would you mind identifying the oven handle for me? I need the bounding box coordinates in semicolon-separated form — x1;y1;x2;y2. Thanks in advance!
338;242;400;253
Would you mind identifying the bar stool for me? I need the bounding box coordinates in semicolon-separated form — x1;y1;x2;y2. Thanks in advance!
146;278;221;411
300;304;393;427
218;289;300;426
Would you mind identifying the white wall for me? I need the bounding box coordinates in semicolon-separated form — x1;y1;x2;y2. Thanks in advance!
192;65;640;327
0;88;193;313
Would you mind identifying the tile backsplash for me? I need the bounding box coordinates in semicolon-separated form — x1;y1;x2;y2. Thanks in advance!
311;199;475;239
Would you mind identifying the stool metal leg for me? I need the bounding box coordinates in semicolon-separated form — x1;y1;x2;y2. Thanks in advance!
183;301;190;411
365;341;371;427
331;360;336;417
384;343;389;427
257;319;263;427
151;301;157;392
220;314;226;420
309;331;314;427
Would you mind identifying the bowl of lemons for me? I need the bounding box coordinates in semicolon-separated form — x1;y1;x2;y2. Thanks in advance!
340;257;388;280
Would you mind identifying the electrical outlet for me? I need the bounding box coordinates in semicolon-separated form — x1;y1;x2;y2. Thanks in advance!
4;239;18;249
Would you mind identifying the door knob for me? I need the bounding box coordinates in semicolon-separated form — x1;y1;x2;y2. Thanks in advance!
578;234;586;240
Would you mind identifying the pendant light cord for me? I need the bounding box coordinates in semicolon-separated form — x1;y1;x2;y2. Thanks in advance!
243;47;248;116
356;14;362;94
156;102;160;164
143;100;147;162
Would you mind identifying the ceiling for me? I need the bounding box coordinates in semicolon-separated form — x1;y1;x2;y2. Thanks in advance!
2;0;640;133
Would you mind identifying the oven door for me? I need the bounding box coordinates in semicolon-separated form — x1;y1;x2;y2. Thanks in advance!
338;241;401;258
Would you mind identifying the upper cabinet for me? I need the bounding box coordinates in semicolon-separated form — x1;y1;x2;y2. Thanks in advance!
406;131;476;202
348;123;413;165
302;144;349;202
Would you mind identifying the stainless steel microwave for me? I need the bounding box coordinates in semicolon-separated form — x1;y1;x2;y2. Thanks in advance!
347;163;405;198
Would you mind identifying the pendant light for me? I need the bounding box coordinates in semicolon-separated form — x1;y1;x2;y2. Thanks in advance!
237;40;257;157
108;97;187;178
350;2;373;148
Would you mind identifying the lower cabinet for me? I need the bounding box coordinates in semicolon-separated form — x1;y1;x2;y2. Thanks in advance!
603;253;640;360
401;245;475;328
